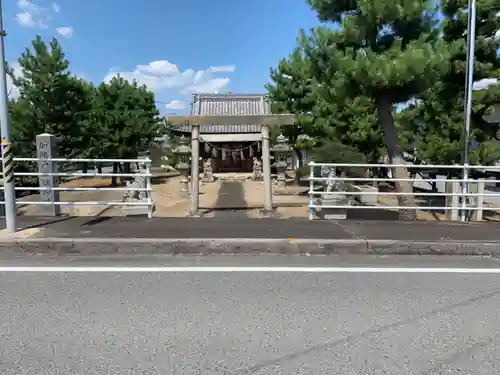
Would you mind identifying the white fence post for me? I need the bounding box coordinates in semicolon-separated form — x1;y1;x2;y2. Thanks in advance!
146;159;153;219
308;162;315;220
472;180;485;221
36;133;60;216
445;178;459;221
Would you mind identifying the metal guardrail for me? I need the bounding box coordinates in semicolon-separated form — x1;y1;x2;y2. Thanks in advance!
1;157;154;218
308;162;500;222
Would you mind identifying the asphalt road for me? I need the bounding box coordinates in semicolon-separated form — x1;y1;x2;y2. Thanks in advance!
2;255;500;374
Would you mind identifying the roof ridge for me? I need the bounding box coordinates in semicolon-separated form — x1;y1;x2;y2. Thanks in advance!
192;93;268;98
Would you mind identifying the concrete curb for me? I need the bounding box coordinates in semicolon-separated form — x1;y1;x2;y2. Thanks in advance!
0;238;499;256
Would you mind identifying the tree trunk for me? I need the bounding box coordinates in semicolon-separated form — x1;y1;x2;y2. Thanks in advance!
120;162;133;185
376;95;417;220
371;168;379;190
111;163;118;186
293;146;303;185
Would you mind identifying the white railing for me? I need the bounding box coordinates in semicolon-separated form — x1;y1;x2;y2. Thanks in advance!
1;157;154;218
308;162;500;222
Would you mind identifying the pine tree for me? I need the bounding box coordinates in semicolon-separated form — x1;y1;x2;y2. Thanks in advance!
304;0;451;220
267;41;318;168
267;33;383;178
400;0;500;170
11;36;92;159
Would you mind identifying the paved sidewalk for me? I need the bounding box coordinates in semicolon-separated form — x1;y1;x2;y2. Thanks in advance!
2;216;500;241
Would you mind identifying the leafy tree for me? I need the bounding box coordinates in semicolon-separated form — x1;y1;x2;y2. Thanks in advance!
88;76;161;184
399;0;500;171
302;0;450;220
8;97;38;190
10;36;92;160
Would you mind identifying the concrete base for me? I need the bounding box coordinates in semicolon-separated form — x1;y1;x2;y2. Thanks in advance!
320;210;347;220
122;202;154;216
319;196;349;220
354;185;378;205
258;209;280;218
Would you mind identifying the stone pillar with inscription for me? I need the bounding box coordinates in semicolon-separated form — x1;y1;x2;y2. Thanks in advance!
36;133;60;216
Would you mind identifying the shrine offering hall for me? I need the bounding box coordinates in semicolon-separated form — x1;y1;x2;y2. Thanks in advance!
170;93;271;173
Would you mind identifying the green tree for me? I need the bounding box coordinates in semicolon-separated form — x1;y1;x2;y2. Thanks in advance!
8;97;39;190
267;42;320;164
10;36;92;160
302;0;450;220
313;88;383;164
88;76;161;184
399;0;500;170
267;34;383;184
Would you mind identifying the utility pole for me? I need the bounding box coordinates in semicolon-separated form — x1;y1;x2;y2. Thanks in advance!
0;0;16;232
460;0;477;222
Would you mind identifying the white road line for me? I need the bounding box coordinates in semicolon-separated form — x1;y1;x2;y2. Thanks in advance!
0;267;500;273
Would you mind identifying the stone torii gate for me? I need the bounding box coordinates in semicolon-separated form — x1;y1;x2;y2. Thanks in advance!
167;114;295;216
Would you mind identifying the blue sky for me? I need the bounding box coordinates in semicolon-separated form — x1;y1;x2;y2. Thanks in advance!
4;0;321;113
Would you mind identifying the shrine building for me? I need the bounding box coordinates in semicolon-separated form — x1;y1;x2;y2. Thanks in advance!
170;93;273;173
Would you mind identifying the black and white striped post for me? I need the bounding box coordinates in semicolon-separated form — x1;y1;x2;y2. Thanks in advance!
0;0;16;232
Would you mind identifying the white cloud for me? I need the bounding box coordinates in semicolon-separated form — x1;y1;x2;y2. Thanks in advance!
56;26;73;37
136;60;179;76
16;0;49;28
472;78;498;90
495;29;500;40
16;12;37;28
104;60;235;95
166;100;186;110
52;3;60;13
6;62;23;99
183;77;230;94
210;65;236;73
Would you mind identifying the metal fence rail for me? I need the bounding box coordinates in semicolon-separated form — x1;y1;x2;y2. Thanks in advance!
1;157;154;218
308;162;500;222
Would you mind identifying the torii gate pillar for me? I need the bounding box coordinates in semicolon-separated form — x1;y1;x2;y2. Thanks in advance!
167;114;295;216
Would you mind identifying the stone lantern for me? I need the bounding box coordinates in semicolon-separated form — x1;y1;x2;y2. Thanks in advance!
159;134;172;153
271;133;292;189
173;135;191;196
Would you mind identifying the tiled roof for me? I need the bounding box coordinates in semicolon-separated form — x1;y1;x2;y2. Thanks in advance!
171;93;272;134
